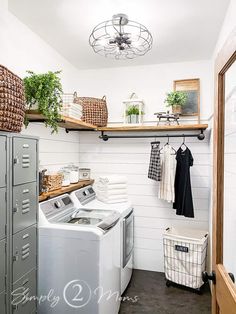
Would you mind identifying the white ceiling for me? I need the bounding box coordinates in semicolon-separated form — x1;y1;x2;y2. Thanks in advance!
9;0;229;70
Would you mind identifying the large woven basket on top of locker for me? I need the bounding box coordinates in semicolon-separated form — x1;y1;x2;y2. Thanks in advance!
0;65;25;133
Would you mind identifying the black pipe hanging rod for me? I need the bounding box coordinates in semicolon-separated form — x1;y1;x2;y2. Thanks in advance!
99;130;205;141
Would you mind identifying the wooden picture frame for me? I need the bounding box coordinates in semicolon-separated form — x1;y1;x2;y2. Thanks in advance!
173;78;200;121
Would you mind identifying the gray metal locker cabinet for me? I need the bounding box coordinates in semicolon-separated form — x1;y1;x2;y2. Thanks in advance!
13;138;37;186
0;133;38;314
0;136;6;188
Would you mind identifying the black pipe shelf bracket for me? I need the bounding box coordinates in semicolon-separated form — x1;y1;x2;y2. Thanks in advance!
99;129;205;141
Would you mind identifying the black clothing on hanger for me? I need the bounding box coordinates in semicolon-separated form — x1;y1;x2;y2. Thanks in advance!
173;146;194;218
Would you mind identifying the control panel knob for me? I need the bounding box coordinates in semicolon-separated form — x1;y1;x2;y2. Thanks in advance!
54;201;61;209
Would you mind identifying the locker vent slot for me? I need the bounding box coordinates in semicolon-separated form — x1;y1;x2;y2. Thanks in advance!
22;199;30;214
22;155;30;168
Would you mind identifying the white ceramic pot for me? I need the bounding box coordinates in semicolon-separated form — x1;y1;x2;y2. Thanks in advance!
128;114;139;124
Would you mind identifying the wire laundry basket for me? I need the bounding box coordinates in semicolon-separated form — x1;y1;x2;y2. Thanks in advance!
163;227;208;292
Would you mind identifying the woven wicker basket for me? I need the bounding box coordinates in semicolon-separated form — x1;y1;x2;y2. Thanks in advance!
43;174;63;192
0;65;25;132
75;95;108;127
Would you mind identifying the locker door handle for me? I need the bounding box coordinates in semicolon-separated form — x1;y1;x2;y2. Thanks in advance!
13;157;19;164
13;206;18;213
13;254;18;262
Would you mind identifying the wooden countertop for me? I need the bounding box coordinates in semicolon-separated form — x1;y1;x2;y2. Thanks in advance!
39;179;94;202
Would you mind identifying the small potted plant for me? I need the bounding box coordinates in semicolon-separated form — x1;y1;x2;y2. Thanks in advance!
23;70;63;133
125;105;144;124
164;91;187;114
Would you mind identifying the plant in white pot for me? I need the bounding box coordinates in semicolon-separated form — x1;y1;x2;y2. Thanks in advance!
164;91;187;114
125;105;144;124
23;70;63;133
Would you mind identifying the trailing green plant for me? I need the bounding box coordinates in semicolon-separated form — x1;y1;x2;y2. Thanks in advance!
164;91;187;107
126;105;144;116
23;70;63;133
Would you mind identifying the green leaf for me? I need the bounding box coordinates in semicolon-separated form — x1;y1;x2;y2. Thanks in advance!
164;91;187;107
125;105;144;116
23;70;63;133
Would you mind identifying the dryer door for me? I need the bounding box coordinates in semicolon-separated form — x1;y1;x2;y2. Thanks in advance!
123;209;134;267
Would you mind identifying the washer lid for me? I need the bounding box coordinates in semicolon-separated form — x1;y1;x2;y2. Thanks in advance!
71;209;121;231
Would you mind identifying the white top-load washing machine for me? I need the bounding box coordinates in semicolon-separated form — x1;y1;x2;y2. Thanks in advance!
38;193;121;314
70;185;134;295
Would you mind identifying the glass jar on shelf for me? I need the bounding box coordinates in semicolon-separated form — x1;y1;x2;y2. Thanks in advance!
58;168;71;187
65;164;79;184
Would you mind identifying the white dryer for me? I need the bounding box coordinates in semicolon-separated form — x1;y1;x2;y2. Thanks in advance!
70;185;134;294
38;194;121;314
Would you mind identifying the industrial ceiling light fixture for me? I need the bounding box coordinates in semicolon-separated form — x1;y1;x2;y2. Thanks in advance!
89;13;153;59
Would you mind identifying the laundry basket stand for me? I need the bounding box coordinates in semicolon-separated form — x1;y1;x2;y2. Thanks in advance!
163;227;209;294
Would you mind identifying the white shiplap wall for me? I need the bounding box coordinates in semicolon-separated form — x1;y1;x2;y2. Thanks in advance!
79;130;211;272
22;123;80;171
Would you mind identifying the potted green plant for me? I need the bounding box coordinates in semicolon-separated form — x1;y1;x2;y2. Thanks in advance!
164;91;187;114
125;105;144;124
23;70;63;133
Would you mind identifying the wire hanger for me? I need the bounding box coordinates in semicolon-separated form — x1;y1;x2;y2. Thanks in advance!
180;134;187;151
160;135;176;155
151;136;160;145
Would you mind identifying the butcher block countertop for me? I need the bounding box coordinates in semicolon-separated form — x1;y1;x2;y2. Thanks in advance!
39;179;94;202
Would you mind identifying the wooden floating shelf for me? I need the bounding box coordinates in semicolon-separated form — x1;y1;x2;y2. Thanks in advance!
39;179;94;202
26;111;208;134
26;110;97;130
98;124;208;132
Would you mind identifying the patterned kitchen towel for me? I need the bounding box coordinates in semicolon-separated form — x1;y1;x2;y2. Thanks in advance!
148;143;161;181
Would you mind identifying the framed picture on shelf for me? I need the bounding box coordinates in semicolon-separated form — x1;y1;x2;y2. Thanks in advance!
173;78;200;121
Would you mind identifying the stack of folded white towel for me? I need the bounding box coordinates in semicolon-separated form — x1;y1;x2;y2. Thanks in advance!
96;175;128;203
60;103;83;120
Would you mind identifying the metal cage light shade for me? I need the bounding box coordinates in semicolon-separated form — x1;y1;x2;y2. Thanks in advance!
89;13;153;59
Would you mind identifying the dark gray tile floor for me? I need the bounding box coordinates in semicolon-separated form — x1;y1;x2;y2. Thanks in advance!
119;270;211;314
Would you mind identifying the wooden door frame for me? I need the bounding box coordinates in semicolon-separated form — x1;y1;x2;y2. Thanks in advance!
212;27;236;314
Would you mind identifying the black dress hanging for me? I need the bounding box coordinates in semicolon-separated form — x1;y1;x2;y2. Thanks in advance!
173;147;194;218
